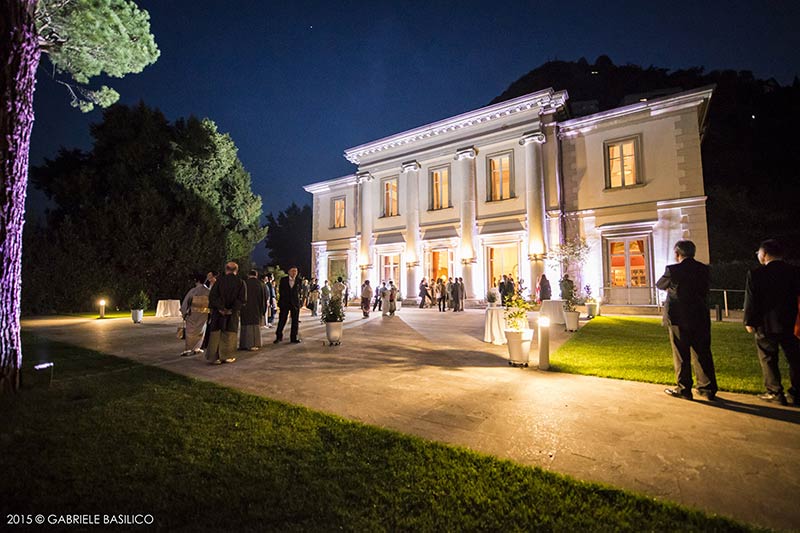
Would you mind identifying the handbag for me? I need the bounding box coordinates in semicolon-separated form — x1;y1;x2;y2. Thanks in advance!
176;326;186;340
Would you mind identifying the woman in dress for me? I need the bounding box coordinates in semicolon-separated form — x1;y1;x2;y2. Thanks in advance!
180;273;210;356
360;280;372;318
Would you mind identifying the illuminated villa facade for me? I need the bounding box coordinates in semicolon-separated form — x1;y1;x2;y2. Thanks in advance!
303;86;714;306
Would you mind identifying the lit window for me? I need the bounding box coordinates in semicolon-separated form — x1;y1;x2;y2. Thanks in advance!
383;178;398;217
332;197;346;228
488;153;513;201
430;166;450;210
605;137;640;188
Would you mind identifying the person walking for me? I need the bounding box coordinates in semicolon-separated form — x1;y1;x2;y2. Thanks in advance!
206;262;246;365
436;279;446;312
274;266;303;344
180;273;210;356
656;240;718;400
744;239;800;406
239;269;266;351
418;278;430;308
360;280;372;318
373;281;384;312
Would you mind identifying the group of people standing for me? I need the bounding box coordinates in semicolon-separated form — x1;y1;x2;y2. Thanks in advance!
417;277;466;312
658;239;800;407
361;279;398;318
179;263;309;364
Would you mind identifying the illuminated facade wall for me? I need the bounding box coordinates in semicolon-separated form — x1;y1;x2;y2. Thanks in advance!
305;87;713;305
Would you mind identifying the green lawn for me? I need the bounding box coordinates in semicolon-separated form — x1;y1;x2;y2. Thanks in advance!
552;316;787;393
0;334;757;532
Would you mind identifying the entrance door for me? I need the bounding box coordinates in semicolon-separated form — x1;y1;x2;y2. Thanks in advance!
428;249;453;283
486;244;519;291
606;237;651;304
380;254;401;293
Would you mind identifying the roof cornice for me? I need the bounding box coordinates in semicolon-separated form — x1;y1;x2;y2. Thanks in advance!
559;86;714;135
344;88;568;164
303;174;357;194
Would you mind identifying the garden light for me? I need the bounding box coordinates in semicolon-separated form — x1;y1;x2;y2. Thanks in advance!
538;316;550;370
98;299;106;319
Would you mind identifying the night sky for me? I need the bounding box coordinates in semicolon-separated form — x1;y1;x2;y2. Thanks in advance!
28;0;799;261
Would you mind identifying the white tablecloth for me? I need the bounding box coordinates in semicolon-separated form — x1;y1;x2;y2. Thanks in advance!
484;307;507;345
155;299;181;318
540;299;566;324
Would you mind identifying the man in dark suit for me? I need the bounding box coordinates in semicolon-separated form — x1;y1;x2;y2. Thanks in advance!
744;239;800;406
656;240;718;400
274;266;303;344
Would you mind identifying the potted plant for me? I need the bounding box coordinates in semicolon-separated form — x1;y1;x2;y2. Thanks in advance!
560;279;580;332
503;294;534;367
583;284;599;319
128;290;150;324
486;287;500;307
322;296;345;345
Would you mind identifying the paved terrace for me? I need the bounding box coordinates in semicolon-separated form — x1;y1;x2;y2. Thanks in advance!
22;308;800;531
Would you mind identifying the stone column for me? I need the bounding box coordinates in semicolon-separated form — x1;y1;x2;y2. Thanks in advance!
520;131;547;297
455;147;478;300
401;161;422;301
356;171;375;285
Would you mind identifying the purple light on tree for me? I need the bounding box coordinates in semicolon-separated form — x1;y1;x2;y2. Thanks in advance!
0;0;158;393
0;0;39;393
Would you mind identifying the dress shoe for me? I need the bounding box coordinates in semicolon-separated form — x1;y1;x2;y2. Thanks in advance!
758;392;788;405
180;350;193;357
664;387;693;400
209;359;222;365
273;338;282;344
223;357;236;364
290;339;302;344
249;347;260;351
696;389;718;401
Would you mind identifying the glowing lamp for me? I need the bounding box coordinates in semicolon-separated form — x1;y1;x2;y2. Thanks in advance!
537;315;550;370
98;299;106;319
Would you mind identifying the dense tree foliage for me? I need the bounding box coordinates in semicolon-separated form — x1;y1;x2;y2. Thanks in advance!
1;0;158;392
264;203;312;277
492;56;800;267
23;103;266;313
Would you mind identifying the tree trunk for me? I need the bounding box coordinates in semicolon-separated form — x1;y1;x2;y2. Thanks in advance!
0;0;40;393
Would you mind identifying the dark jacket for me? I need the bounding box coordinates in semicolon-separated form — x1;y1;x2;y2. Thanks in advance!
278;276;303;310
209;273;247;332
241;277;267;326
656;257;710;330
744;260;800;335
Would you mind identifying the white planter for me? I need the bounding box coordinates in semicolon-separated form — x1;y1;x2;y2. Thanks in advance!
505;329;533;367
564;311;580;331
585;302;599;318
325;321;343;345
131;309;144;323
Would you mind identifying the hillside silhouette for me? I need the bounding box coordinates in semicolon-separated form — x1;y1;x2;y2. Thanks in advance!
492;56;800;264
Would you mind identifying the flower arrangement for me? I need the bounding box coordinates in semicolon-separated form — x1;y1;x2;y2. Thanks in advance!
127;290;150;311
322;296;345;323
486;287;500;304
584;284;596;303
504;293;533;332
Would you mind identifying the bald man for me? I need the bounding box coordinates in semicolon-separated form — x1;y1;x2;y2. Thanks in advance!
207;261;247;364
